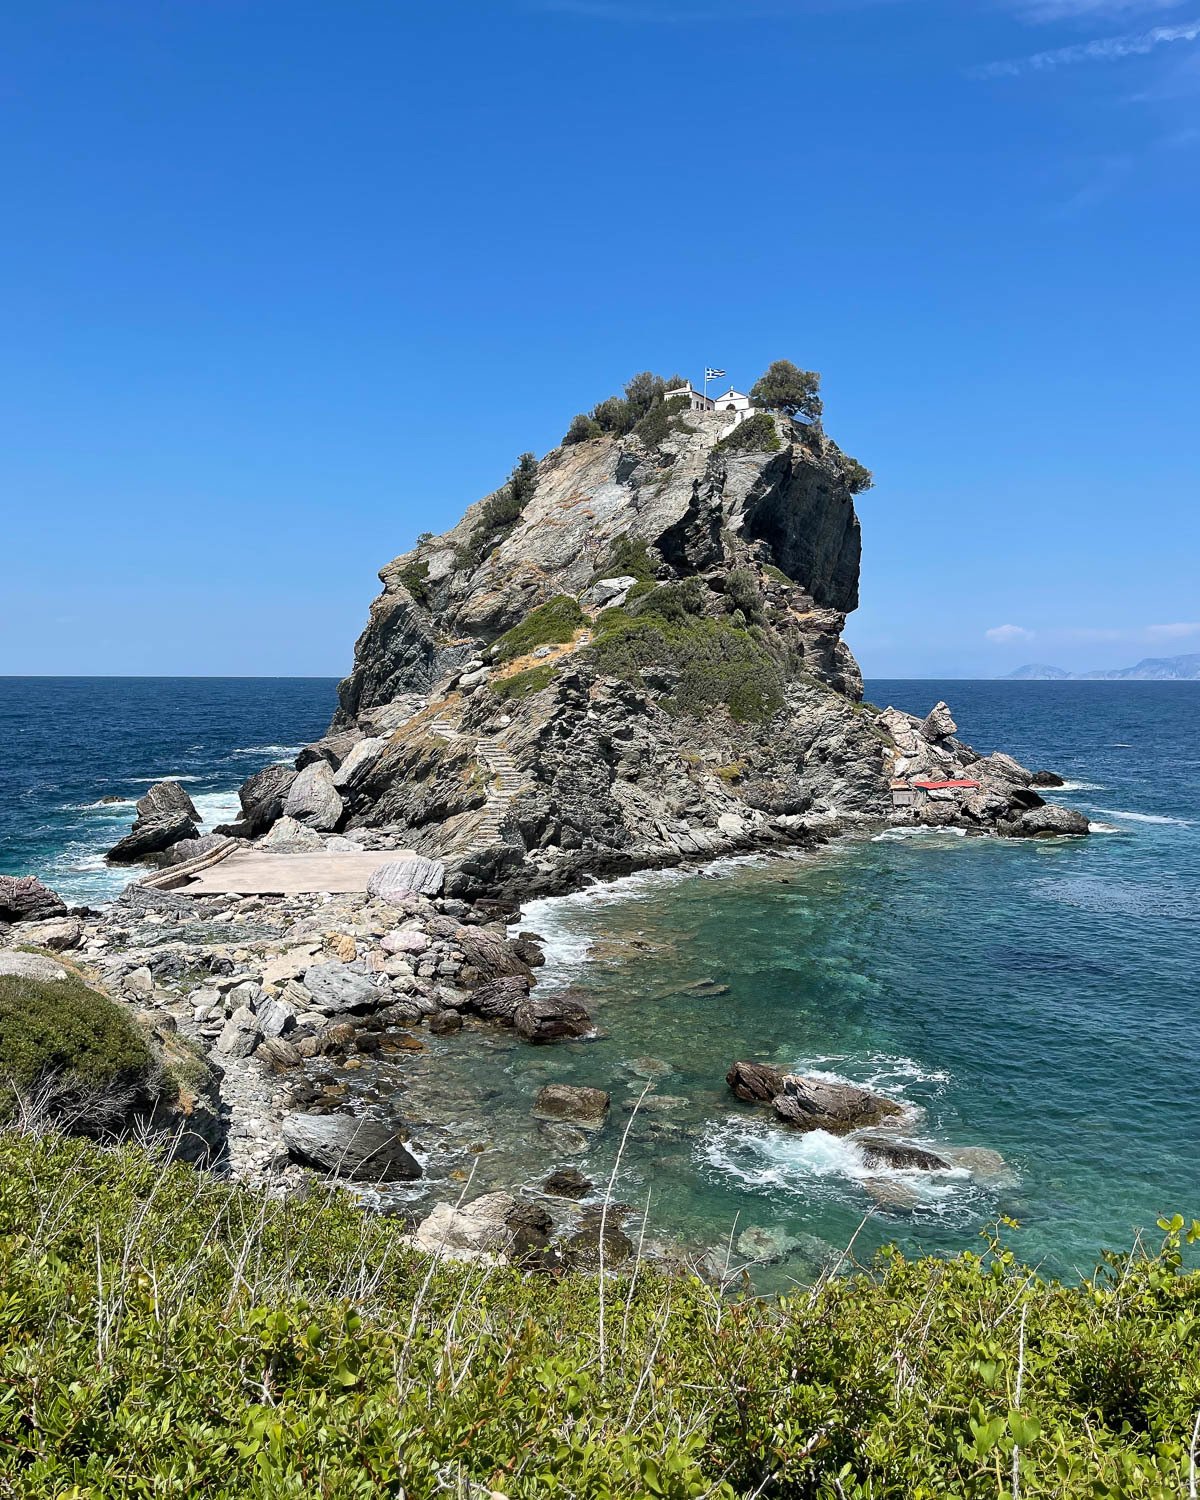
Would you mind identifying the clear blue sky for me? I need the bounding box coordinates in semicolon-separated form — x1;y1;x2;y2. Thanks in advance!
2;0;1196;679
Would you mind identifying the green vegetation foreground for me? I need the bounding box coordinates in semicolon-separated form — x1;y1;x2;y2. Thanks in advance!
0;1133;1197;1497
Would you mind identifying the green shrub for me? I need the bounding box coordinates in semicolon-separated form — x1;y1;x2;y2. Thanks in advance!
724;567;765;624
841;454;874;494
591;394;633;435
563;412;602;445
715;412;781;455
0;972;157;1124
491;595;585;663
627;576;708;623
591;608;786;722
463;453;540;563
0;1131;1197;1499
763;562;793;587
749;358;822;421
395;557;431;606
490;662;559;701
595;533;656;584
632;393;691;449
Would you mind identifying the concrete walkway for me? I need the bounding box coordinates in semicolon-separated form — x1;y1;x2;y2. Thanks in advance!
182;849;405;896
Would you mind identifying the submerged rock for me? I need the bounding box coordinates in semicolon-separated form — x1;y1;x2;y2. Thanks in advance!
512;992;593;1043
855;1136;951;1172
532;1083;610;1129
735;1225;804;1264
542;1166;593;1199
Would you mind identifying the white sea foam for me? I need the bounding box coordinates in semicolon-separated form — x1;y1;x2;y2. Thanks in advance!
1055;781;1104;792
1093;808;1190;827
117;774;204;783
62;797;137;812
699;1118;974;1216
192;789;241;828
230;744;303;756
1087;821;1122;834
871;825;968;843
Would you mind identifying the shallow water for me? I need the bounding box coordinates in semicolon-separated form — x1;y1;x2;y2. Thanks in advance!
362;682;1200;1285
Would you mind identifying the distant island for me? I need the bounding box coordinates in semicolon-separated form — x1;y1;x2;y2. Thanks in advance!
1006;653;1200;681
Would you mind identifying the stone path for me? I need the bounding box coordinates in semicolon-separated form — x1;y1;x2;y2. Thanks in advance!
426;716;526;847
183;849;402;895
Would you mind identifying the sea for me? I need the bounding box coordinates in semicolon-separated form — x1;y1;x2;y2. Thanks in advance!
1;675;1196;1283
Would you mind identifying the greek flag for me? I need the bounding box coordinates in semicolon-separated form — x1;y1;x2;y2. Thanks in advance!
705;367;725;379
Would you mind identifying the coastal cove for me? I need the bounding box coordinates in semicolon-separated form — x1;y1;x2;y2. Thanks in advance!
2;675;1195;1285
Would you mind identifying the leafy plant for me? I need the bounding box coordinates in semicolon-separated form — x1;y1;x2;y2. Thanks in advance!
595;534;656;584
463;452;540;563
563;412;602;445
0;971;158;1126
749;359;822;422
841;455;874;494
715;412;781;455
632;393;691;450
396;558;431;606
491;595;585;663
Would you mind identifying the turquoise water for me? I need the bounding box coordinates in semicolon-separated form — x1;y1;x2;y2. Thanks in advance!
2;676;1196;1282
388;681;1200;1283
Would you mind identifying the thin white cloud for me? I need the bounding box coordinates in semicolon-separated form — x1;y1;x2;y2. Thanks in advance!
1016;0;1189;21
977;18;1200;75
1143;621;1200;640
986;624;1036;643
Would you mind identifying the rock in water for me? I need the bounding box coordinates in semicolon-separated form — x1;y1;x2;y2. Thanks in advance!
771;1074;904;1133
532;1083;610;1129
1030;769;1066;788
726;1060;788;1103
282;1113;421;1182
856;1136;951;1172
512;992;593;1042
367;856;446;902
107;779;200;863
1001;804;1090;839
0;875;67;924
282;761;344;831
471;974;530;1021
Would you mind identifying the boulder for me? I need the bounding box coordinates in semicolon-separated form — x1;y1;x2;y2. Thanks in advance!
295;730;361;772
15;916;82;951
1001;804;1090;839
332;737;386;789
237;763;297;836
971;751;1033;788
427;1008;464;1034
301;962;384;1015
425;916;528;979
258;816;326;851
559;1206;634;1270
283;761;344;831
0;875;68;924
257;1036;303;1072
366;856;446;902
412;1192;520;1260
471;974;530;1021
150;832;230;868
920;701;957;741
380;926;429;956
726;1060;788;1103
512;992;593;1043
281;1113;422;1182
542;1167;593;1199
856;1136;951;1172
0;951;70;982
108;780;204;864
217;1005;262;1058
581;575;638;610
532;1082;610;1129
1030;769;1066;788
772;1075;904;1134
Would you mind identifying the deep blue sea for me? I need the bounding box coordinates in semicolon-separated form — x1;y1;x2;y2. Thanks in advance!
1;676;1196;1280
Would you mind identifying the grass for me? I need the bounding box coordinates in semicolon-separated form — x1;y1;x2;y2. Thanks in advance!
491;596;585;663
490;662;559;701
0;1129;1197;1498
0;971;158;1127
591;606;787;724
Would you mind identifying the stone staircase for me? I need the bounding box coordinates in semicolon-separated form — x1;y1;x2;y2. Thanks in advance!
424;715;525;848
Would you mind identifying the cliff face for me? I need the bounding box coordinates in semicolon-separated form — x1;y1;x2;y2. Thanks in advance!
248;401;1086;896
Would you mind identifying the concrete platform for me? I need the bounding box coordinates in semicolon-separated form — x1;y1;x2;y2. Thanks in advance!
182;849;407;896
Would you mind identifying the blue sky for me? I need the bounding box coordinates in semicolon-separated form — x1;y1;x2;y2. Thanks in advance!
1;0;1196;679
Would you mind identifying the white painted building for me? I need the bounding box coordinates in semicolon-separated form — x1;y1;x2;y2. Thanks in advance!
664;383;716;413
663;380;763;438
711;387;753;414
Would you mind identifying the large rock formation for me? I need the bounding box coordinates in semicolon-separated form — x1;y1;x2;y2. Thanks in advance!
107;781;201;864
234;393;1087;895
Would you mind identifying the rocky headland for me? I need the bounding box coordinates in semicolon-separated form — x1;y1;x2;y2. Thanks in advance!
3;371;1089;1269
